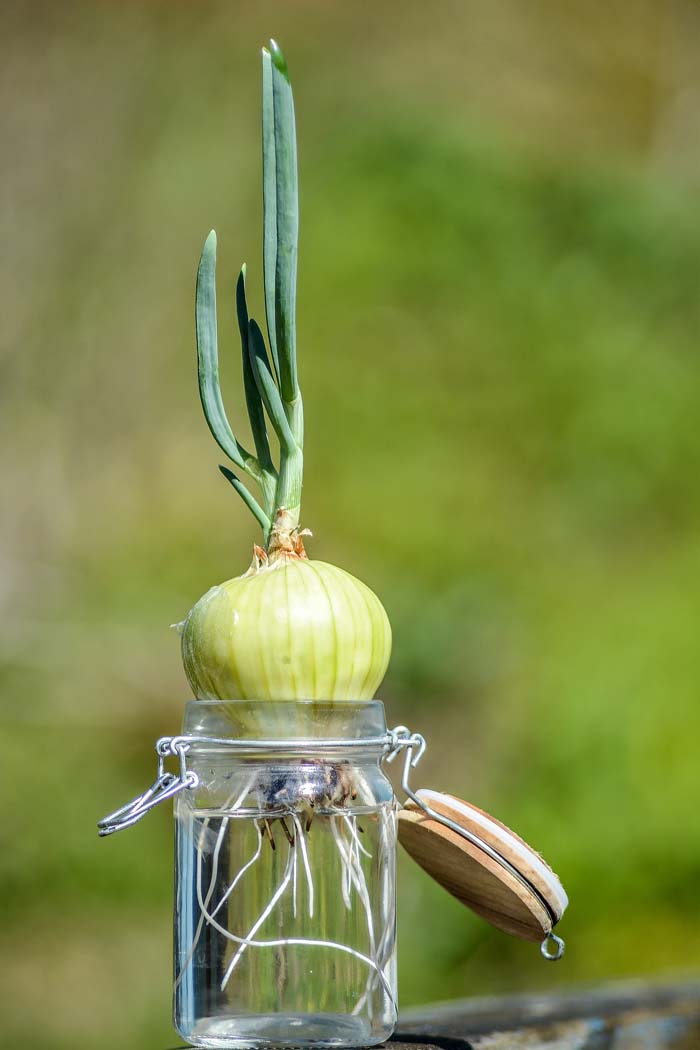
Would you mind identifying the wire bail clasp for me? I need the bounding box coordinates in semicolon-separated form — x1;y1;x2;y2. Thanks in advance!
98;727;406;837
97;738;199;837
391;729;566;964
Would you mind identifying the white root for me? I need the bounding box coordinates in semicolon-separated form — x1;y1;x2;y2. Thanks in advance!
220;841;296;989
332;812;383;1023
293;810;314;911
331;815;377;970
292;812;314;918
331;817;353;909
178;819;264;988
175;774;257;987
352;808;396;1017
211;820;264;920
343;812;372;859
182;783;393;1021
193;835;394;1012
292;823;298;918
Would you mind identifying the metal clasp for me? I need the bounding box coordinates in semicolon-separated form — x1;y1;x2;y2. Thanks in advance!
99;727;408;837
97;739;199;837
391;731;565;963
97;723;566;963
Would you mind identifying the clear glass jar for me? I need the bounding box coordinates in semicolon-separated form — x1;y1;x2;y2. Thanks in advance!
173;700;398;1048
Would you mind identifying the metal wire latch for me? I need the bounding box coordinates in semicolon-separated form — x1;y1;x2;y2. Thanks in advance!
98;725;564;961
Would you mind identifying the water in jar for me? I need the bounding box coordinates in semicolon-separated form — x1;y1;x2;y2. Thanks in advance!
174;763;397;1048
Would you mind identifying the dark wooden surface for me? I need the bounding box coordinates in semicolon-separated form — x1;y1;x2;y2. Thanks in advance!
392;980;700;1049
165;980;700;1048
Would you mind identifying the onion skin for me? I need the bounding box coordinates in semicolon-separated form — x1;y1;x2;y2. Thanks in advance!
181;558;392;702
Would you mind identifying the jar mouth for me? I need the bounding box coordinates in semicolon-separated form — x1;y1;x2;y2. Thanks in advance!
182;699;388;742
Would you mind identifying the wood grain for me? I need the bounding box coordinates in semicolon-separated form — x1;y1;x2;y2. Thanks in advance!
398;807;551;941
411;791;567;920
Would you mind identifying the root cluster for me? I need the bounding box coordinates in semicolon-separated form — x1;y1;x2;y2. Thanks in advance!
176;764;396;1024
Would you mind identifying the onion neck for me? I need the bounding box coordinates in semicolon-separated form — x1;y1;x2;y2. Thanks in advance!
266;507;309;561
266;392;304;546
272;446;303;536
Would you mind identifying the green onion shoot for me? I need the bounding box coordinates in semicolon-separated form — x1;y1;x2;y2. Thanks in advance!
179;41;392;703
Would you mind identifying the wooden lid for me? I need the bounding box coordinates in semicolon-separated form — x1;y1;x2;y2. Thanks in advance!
398;789;568;943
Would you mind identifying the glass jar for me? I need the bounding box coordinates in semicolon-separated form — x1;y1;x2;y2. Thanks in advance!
173;700;398;1048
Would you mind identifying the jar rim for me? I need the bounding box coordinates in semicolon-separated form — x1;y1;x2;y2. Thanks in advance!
181;699;388;746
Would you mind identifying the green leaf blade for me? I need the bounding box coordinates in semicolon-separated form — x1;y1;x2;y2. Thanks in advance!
219;465;271;534
195;232;258;479
269;40;299;405
237;266;275;477
262;48;280;383
248;318;297;454
269;38;290;81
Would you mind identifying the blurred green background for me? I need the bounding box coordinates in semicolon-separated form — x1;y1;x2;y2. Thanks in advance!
3;1;700;1046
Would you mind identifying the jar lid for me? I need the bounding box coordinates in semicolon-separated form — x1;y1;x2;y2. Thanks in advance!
398;789;567;945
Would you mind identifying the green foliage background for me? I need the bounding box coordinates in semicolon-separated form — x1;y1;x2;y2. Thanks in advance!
2;2;700;1046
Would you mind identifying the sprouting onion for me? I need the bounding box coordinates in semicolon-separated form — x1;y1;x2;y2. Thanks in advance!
180;40;391;702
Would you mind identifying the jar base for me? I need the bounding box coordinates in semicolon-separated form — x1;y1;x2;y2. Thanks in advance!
178;1011;395;1048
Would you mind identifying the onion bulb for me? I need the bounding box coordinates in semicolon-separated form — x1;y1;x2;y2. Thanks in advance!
182;514;391;701
180;43;391;703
